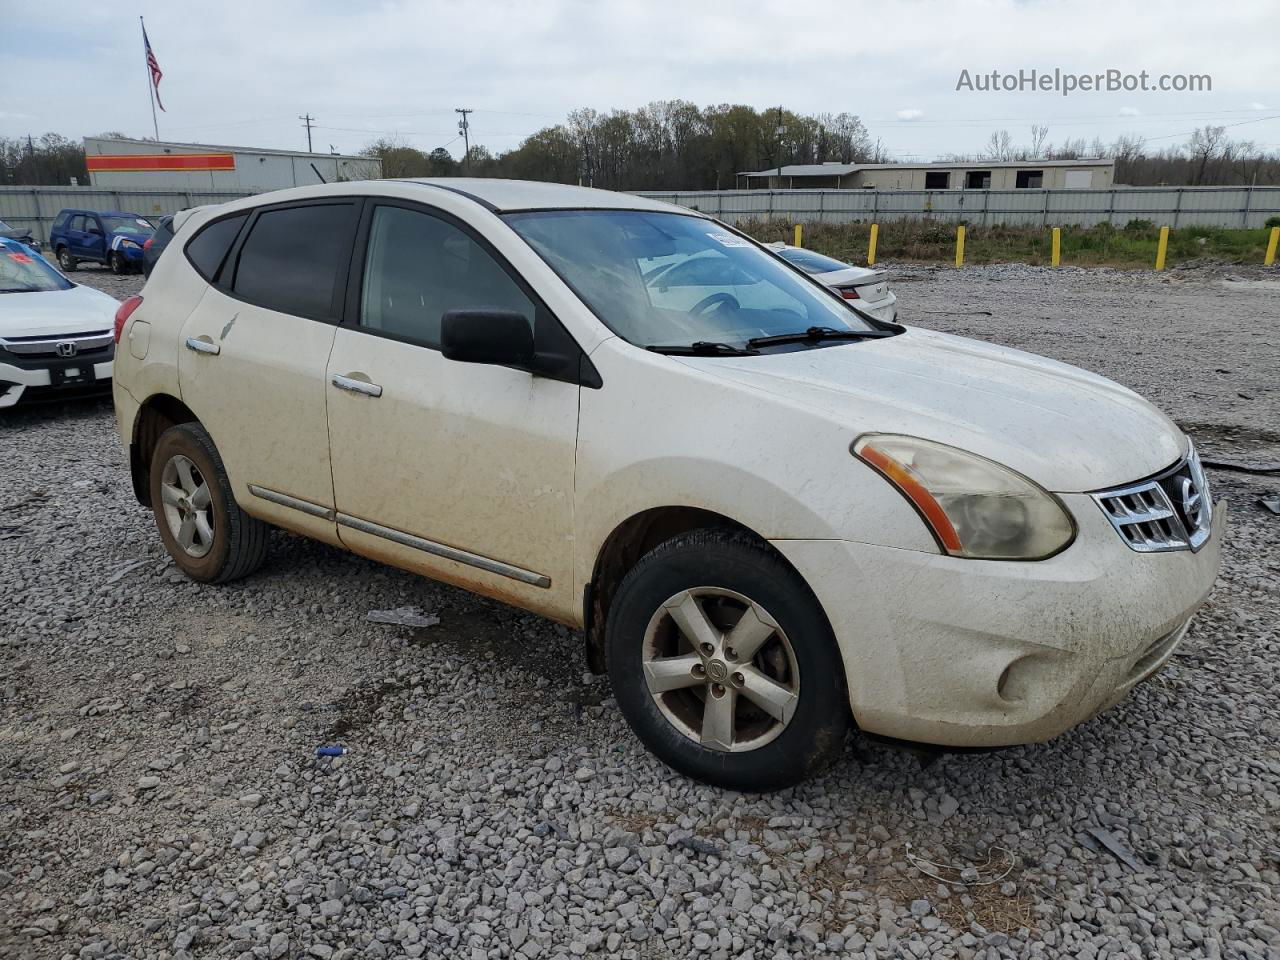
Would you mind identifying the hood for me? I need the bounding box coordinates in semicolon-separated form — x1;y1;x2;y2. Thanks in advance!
678;327;1184;492
0;284;121;338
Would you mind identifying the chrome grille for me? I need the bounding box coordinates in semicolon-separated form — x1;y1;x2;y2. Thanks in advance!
0;331;113;357
1092;446;1212;553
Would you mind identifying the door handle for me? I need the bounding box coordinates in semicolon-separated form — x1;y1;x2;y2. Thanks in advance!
185;337;220;356
331;374;383;398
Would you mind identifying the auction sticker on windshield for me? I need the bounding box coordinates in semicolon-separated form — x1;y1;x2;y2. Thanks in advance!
708;232;751;247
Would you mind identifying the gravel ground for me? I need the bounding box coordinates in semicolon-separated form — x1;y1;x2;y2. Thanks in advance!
2;261;1278;960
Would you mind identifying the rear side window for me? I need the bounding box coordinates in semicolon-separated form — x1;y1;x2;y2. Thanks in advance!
231;204;355;320
186;213;247;281
53;212;71;230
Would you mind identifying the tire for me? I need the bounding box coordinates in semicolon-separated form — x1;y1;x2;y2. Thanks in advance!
606;529;850;791
149;422;268;583
56;247;77;271
109;251;127;275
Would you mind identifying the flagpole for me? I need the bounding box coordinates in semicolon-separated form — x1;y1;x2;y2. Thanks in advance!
141;16;159;140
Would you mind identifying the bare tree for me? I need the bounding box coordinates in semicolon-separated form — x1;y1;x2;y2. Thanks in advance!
984;129;1014;161
1029;124;1049;158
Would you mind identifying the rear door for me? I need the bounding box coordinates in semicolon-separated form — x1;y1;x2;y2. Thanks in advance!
80;215;106;262
177;200;360;545
68;215;93;259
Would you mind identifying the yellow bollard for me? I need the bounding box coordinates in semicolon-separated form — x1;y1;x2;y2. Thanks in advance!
1155;225;1169;271
1265;226;1279;266
868;223;878;266
955;225;965;268
794;224;803;248
1051;227;1061;268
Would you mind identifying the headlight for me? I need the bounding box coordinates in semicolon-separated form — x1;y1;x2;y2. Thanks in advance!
853;434;1075;560
119;239;141;248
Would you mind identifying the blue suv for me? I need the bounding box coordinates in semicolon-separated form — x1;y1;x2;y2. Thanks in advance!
50;209;156;275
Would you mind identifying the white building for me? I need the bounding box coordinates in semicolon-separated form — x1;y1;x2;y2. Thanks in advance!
83;137;382;191
739;158;1116;190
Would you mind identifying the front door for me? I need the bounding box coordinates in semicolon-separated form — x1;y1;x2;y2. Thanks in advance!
325;202;580;621
178;200;360;545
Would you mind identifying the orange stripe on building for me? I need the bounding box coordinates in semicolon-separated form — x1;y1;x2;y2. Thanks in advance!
86;153;236;172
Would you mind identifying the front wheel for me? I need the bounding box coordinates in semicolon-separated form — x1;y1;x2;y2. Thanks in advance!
56;247;77;271
109;251;127;275
149;422;268;583
606;529;850;791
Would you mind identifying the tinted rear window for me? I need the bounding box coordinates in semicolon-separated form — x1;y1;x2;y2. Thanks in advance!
231;204;354;319
778;247;854;274
186;214;247;281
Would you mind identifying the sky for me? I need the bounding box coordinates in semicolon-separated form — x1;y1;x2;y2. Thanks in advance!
2;0;1277;164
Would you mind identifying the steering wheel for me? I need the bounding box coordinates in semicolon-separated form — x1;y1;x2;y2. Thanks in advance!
690;292;740;316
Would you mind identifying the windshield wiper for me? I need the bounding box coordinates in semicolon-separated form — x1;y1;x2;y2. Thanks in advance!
646;340;759;356
746;325;894;349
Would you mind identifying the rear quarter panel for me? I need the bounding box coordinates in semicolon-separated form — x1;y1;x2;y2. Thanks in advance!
114;218;215;432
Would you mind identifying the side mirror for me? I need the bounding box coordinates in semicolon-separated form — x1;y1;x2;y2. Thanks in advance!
441;309;535;368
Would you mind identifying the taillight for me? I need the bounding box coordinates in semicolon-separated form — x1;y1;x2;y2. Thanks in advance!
114;295;143;344
840;288;861;300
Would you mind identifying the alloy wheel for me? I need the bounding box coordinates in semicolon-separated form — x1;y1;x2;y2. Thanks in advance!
159;454;214;558
641;587;800;752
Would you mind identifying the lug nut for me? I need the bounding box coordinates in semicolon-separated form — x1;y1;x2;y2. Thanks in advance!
724;647;738;661
699;642;715;656
732;672;745;686
692;663;705;676
712;683;726;697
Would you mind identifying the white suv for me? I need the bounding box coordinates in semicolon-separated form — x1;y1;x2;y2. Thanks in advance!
112;179;1224;790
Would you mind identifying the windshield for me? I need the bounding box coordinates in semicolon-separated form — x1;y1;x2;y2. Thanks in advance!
0;246;73;293
101;216;155;237
504;210;874;349
777;247;856;275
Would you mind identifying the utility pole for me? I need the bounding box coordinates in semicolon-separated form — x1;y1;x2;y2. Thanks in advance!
299;114;315;153
455;108;473;172
774;106;786;186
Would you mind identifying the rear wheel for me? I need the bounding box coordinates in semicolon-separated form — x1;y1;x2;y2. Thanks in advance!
606;529;850;791
149;423;268;583
109;251;127;275
56;247;77;271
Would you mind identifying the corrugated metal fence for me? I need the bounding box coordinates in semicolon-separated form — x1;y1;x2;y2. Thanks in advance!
0;186;253;243
635;186;1280;229
4;184;1279;242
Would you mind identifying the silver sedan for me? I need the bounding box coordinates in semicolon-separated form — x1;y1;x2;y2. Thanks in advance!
766;242;898;324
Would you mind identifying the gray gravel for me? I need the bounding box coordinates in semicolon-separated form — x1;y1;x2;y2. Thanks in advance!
2;261;1278;959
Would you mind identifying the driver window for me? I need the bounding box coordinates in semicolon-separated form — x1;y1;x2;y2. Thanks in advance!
360;205;534;349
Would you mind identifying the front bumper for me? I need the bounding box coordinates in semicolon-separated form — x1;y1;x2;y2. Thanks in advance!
773;494;1225;748
0;352;114;408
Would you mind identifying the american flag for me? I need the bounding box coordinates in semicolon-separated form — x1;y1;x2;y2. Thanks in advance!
143;24;165;112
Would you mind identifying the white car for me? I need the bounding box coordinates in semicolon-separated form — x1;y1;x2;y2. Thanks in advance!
0;237;118;408
112;180;1223;790
766;242;897;323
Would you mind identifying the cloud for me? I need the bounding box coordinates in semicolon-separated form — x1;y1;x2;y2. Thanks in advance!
1;0;1276;161
1118;107;1142;117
